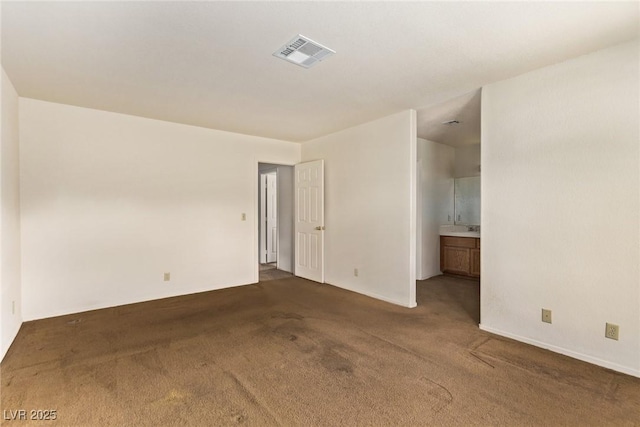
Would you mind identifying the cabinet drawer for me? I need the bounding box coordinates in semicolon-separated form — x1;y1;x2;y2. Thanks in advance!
440;236;476;248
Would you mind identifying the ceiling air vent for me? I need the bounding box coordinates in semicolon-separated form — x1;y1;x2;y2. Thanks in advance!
273;34;335;69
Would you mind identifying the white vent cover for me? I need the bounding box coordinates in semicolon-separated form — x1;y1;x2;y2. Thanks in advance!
273;34;335;69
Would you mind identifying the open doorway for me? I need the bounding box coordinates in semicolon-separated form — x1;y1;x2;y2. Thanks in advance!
415;89;481;318
258;163;294;282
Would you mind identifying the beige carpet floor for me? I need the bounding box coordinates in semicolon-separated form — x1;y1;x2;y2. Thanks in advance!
259;264;294;282
1;275;638;426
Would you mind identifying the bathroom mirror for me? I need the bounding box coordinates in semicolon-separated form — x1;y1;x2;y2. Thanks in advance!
454;176;480;225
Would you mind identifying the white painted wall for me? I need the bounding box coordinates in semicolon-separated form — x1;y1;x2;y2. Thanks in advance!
1;68;22;360
481;40;639;377
454;144;480;178
20;99;300;321
302;111;417;308
417;138;454;280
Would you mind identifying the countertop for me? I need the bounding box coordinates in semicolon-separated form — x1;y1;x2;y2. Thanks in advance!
439;225;480;238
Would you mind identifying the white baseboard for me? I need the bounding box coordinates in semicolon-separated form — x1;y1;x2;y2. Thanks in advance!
325;281;416;308
417;272;442;281
22;281;255;322
1;318;23;363
479;324;640;378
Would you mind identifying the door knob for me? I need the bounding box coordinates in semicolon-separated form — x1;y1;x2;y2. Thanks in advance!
315;226;325;231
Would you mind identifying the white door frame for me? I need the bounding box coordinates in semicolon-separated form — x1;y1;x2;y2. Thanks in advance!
254;160;296;283
259;171;278;264
265;171;278;263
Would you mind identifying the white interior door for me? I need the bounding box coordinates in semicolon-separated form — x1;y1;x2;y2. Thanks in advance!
266;172;278;263
294;160;324;283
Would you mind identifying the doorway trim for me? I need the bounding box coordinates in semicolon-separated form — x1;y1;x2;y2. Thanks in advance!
259;170;278;264
253;159;297;284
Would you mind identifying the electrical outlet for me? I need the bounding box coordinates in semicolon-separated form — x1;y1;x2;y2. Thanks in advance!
164;272;171;282
354;268;358;277
241;213;246;221
605;323;619;340
541;309;552;324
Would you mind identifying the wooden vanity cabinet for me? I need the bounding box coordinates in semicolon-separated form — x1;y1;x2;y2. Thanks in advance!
440;236;480;278
470;247;480;277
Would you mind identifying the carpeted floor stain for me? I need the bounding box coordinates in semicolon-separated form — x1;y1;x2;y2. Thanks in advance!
1;275;639;426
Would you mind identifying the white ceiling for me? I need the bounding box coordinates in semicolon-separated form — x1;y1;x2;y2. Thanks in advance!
2;2;638;142
417;89;481;147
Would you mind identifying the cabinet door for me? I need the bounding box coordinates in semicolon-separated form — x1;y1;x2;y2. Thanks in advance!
443;247;470;275
470;248;480;277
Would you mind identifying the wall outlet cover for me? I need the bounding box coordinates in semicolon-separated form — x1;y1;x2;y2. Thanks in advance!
541;309;552;324
605;323;619;340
